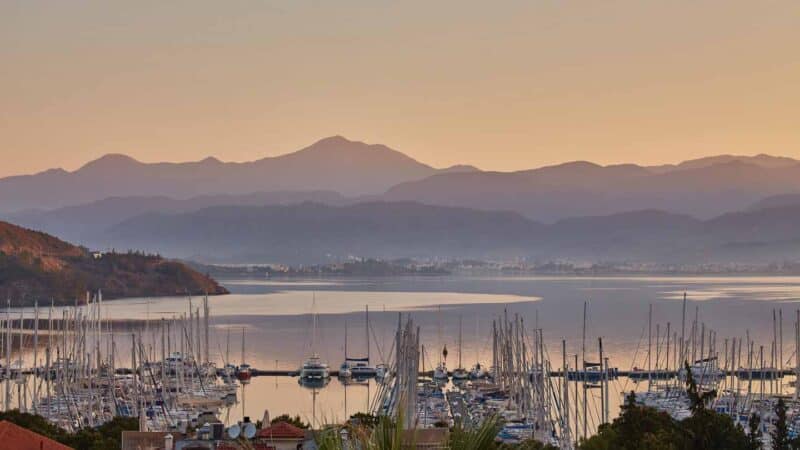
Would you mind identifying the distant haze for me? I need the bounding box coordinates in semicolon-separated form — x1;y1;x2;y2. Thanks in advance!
2;1;800;176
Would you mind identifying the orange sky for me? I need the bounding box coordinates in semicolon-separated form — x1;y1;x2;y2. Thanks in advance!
1;1;799;177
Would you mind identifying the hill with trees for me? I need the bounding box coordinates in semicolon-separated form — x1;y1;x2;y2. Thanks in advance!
0;220;227;305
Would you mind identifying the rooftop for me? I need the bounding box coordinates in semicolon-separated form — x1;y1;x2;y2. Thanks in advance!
0;420;73;450
256;421;306;440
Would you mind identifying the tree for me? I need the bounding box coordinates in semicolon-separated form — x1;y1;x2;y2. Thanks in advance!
773;398;790;450
271;413;311;429
747;412;762;450
579;391;680;450
684;361;716;414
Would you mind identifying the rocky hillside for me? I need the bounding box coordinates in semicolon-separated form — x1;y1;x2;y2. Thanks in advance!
0;220;227;305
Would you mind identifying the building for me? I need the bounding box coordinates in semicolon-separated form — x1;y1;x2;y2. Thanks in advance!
122;431;182;450
255;421;308;450
0;420;73;450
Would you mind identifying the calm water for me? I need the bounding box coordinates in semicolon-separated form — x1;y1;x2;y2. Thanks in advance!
13;275;800;426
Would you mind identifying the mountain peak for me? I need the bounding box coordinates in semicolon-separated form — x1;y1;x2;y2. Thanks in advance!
315;135;352;145
78;153;141;172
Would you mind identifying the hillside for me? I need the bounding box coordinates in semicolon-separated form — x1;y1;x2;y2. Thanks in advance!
0;221;227;305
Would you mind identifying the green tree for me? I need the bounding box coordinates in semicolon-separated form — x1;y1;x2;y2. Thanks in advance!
773;398;790;450
684;361;716;414
680;361;749;450
579;391;680;450
271;413;311;429
747;412;762;450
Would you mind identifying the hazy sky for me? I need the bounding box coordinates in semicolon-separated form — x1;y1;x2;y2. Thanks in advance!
1;1;799;177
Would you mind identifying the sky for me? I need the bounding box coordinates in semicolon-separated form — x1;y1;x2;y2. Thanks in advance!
1;0;799;177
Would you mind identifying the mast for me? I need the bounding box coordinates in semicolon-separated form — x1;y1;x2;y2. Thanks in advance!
5;299;10;412
598;337;605;425
366;305;370;363
647;303;652;386
458;315;463;370
311;292;317;357
562;339;569;448
779;309;784;381
203;294;210;365
226;328;230;366
680;293;687;366
582;301;587;441
795;310;800;400
33;300;39;413
46;300;53;412
241;327;246;365
665;322;671;372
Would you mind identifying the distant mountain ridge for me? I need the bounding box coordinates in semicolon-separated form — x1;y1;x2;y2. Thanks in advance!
3;135;800;222
0;221;227;304
98;201;800;265
4;190;349;245
384;159;800;221
0;136;477;213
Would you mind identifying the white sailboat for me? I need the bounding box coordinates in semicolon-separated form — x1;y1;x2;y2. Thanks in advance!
433;306;448;381
452;315;468;381
300;294;330;381
470;314;488;379
340;305;377;378
236;328;251;384
338;320;353;378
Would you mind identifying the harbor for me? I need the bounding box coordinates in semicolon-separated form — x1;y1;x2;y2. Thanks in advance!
1;276;800;448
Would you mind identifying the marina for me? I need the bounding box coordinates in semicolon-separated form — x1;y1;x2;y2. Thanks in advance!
1;276;800;448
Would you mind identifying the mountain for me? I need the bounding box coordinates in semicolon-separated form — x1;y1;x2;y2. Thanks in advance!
5;135;800;222
0;220;227;304
98;201;800;265
0;136;476;213
647;154;800;173
383;160;800;221
106;202;543;264
746;193;800;212
3;190;349;247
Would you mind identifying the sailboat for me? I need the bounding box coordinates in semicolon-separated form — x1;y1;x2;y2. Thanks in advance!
469;314;488;379
433;306;448;381
338;321;353;379
300;294;330;382
236;328;252;384
340;306;377;379
222;328;237;382
452;315;468;381
433;345;449;381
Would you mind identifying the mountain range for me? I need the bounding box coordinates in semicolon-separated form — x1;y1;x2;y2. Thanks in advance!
3;136;800;223
88;201;800;265
4;136;800;265
0;136;475;213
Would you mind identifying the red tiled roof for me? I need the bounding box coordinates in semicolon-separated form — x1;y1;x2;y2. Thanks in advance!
0;420;73;450
256;421;306;440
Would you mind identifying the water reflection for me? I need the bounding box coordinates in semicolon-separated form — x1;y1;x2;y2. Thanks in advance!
8;275;800;425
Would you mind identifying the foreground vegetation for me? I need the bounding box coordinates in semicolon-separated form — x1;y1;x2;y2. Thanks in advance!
580;362;800;450
0;410;137;450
